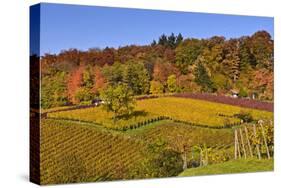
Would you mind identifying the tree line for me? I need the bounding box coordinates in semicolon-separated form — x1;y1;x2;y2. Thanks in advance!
40;31;273;109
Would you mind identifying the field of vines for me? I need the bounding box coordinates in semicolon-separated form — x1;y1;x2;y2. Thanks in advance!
40;119;237;184
128;121;234;165
40;119;150;184
47;97;273;129
41;99;273;183
129;121;233;147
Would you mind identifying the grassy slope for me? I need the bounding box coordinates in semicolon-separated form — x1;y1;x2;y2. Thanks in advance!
179;159;273;177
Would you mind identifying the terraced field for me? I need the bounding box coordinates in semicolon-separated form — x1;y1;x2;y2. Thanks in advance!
47;97;273;129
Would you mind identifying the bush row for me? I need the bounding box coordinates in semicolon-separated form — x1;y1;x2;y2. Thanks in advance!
115;116;171;131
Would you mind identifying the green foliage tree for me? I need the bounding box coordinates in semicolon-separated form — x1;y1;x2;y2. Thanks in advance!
100;84;135;121
212;73;231;92
74;87;93;105
123;61;150;95
150;81;164;95
194;62;214;92
250;31;273;70
82;68;93;88
103;61;150;95
238;37;256;71
130;140;183;178
41;71;68;108
175;39;203;74
102;62;124;86
167;74;177;93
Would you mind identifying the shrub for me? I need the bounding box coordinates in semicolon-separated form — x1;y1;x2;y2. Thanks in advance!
234;111;253;123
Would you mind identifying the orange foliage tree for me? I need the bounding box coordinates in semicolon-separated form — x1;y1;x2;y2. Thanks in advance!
67;65;85;104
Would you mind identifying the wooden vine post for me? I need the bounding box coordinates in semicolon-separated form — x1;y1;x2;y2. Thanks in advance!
234;129;237;159
182;144;188;170
253;124;261;160
239;128;247;159
244;126;253;158
234;129;241;159
199;147;203;167
259;120;271;159
237;131;241;159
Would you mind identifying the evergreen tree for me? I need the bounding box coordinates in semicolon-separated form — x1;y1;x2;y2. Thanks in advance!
168;33;176;48
151;40;157;46
175;33;183;46
158;34;168;46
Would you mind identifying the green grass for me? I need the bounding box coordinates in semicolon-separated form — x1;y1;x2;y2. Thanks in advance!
179;159;273;177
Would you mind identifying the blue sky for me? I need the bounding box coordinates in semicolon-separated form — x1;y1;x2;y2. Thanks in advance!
37;3;274;55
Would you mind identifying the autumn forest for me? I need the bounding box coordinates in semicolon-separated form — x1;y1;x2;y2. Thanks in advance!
40;31;273;109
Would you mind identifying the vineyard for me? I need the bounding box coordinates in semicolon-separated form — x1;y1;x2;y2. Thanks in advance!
40;119;150;184
47;97;272;129
41;97;274;184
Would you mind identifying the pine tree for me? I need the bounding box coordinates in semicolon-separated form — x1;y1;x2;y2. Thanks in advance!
158;34;168;46
168;33;176;48
176;33;183;46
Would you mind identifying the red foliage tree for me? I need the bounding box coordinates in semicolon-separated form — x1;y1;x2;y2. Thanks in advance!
67;65;85;104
